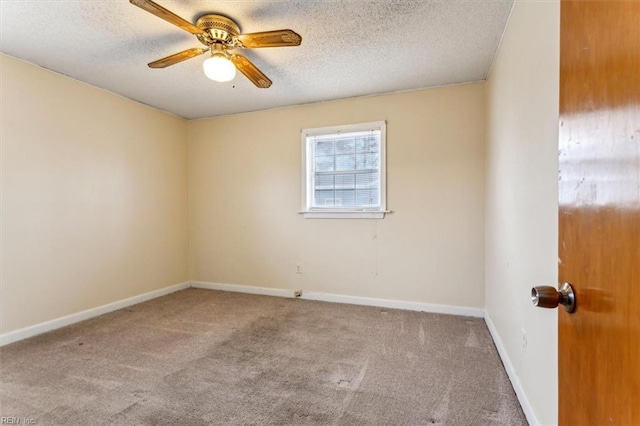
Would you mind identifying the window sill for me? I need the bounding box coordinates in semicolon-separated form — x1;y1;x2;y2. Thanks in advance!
299;210;391;219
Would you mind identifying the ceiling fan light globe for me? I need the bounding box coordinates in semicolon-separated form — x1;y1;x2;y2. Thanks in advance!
203;55;236;82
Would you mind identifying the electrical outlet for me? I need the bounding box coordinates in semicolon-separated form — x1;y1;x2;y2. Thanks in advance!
521;328;528;352
296;264;302;274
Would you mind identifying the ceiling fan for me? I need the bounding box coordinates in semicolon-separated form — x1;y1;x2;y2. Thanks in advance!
130;0;302;88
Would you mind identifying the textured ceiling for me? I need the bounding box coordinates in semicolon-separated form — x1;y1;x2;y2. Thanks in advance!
0;0;514;120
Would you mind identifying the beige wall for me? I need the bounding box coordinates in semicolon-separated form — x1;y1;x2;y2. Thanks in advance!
189;83;486;308
485;1;560;425
0;55;189;334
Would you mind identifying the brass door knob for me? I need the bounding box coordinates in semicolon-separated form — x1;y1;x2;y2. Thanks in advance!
531;283;576;313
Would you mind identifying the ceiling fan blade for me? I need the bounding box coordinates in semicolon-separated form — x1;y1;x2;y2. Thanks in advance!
130;0;204;35
235;30;302;48
230;54;272;88
148;48;209;68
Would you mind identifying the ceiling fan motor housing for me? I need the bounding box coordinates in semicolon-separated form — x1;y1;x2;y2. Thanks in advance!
195;14;241;46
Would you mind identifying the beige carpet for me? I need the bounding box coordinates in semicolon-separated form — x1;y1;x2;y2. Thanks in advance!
0;289;527;425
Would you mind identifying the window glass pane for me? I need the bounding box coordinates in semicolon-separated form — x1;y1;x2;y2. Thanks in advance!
356;172;379;189
315;141;334;156
335;174;355;189
315;155;334;171
335;190;356;206
315;190;334;206
356;136;379;153
356;152;379;170
335;138;355;154
356;189;379;206
335;154;356;171
370;190;380;205
315;174;334;189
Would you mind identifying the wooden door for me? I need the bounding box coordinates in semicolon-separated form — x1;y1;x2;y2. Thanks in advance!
558;1;640;424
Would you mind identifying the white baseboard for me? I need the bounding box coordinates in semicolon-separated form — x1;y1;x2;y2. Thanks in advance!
484;313;539;426
0;282;191;346
303;290;484;317
190;281;484;318
190;281;297;298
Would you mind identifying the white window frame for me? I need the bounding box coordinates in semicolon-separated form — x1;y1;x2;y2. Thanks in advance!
300;120;388;219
